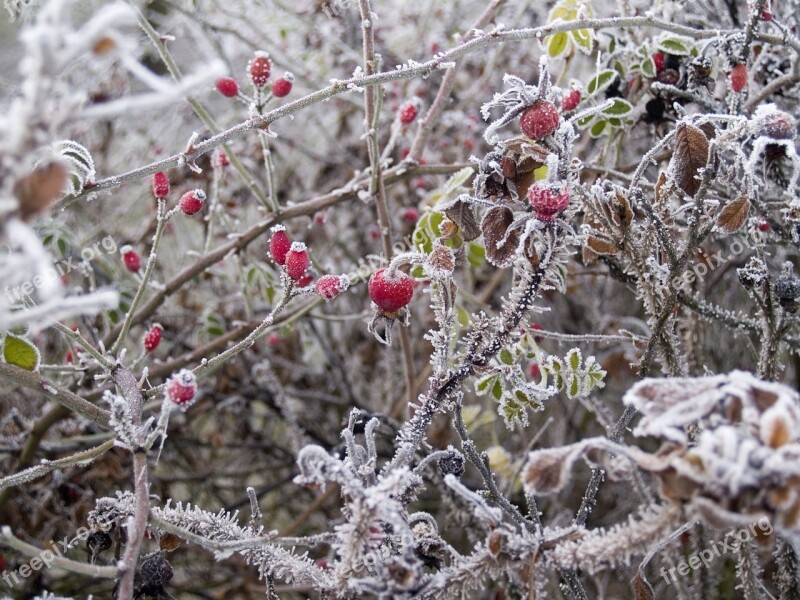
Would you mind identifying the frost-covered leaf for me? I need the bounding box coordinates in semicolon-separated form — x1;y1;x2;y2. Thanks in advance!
546;32;570;58
587;69;618;96
481;206;519;268
3;333;41;371
13;162;68;220
523;445;585;495
716;196;750;233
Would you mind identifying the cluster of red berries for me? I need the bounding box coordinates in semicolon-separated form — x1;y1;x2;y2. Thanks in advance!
215;52;294;100
269;226;348;300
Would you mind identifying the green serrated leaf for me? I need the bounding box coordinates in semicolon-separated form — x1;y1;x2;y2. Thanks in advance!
602;98;633;116
413;211;444;254
567;348;581;371
491;378;503;400
476;373;498;395
546;32;570;58
576;114;595;129
3;334;40;371
567;374;580;398
587;69;618;96
657;36;692;55
641;57;656;78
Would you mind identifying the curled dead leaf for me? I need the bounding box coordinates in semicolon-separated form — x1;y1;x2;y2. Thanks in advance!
586;235;620;256
13;161;68;221
670;123;710;197
481;206;519;268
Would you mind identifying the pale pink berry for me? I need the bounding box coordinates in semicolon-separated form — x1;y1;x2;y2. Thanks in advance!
248;52;271;88
269;225;291;265
215;77;239;98
399;100;419;125
368;268;414;314
316;274;349;301
520;99;559;139
167;369;197;409
211;149;229;169
285;242;310;281
143;324;163;352
121;245;141;273
152;172;170;199
272;72;294;97
562;89;581;112
179;189;206;215
528;184;570;221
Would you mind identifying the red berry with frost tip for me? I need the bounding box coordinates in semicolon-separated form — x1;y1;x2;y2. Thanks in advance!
179;189;206;215
248;52;271;88
143;324;163;352
167;369;197;409
520;99;560;140
215;77;239;98
730;63;748;93
272;72;294;97
399;101;419;125
316;274;349;301
285;242;310;281
528;184;570;221
562;89;581;112
269;225;291;265
652;52;665;73
368;268;414;314
121;245;141;273
152;171;170;199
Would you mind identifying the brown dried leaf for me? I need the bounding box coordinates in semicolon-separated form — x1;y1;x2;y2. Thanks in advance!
654;172;668;205
586;236;619;255
631;569;655;600
442;199;481;241
670;123;710;197
582;245;599;266
13;162;68;221
716;196;750;233
614;191;634;228
523;445;583;496
481;206;519;268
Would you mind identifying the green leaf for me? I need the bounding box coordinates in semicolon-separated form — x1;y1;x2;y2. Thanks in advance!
576;114;595;129
499;348;514;366
475;373;498;396
587;69;618;96
491;378;503;401
3;333;40;371
657;36;692;56
641;57;656;78
589;119;608;138
567;374;580;398
570;28;593;53
412;211;444;254
567;348;581;371
602;98;633;116
456;305;470;327
466;242;485;268
546;32;570;58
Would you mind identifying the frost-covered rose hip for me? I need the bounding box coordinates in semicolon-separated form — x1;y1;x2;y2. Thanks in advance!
248;52;271;88
143;324;163;352
730;63;748;93
316;274;349;300
179;189;206;215
285;242;310;281
562;89;581;112
528;184;570;221
269;225;291;265
520;99;559;139
368;268;414;314
121;245;141;273
167;369;197;409
399;100;419;125
272;72;294;97
215;77;239;97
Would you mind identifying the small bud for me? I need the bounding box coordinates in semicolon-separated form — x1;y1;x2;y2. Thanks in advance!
152;172;170;199
315;274;349;300
179;189;206;216
215;77;239;98
121;245;141;273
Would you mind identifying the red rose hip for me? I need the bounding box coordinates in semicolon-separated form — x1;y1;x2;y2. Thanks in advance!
520;99;560;139
285;242;310;282
215;77;239;98
179;189;206;215
143;324;163;352
368;268;414;314
269;225;291;265
121;245;141;273
152;171;170;199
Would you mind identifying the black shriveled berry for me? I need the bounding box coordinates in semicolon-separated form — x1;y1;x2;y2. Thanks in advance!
437;449;466;478
775;274;800;302
86;531;112;564
135;551;173;597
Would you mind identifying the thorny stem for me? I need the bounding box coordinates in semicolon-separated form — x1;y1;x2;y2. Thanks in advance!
51;321;115;371
358;0;416;416
57;16;795;209
110;200;175;357
112;365;150;600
